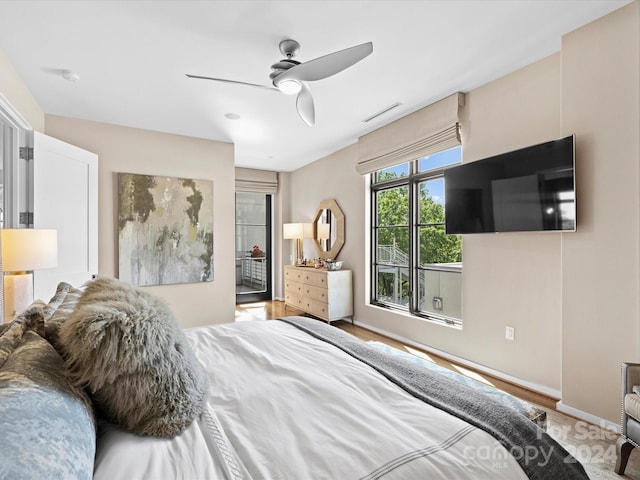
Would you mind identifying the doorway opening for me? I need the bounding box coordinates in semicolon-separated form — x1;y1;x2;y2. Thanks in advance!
235;192;272;304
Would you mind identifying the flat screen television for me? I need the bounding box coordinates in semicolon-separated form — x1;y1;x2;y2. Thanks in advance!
444;135;575;234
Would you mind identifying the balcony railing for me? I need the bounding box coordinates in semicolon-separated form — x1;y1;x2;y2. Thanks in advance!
377;245;462;322
377;244;409;265
236;255;267;292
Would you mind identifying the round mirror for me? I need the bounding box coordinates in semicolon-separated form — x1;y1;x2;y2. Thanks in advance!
312;199;345;260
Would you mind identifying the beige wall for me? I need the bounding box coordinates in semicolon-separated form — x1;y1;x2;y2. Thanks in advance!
288;2;640;423
287;143;365;304
456;52;564;390
0;51;236;328
560;1;640;422
0;49;44;132
272;171;290;300
291;53;565;395
45;115;236;329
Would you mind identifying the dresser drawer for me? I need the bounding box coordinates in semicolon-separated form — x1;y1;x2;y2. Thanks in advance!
299;270;327;288
284;279;302;295
299;283;327;302
296;296;328;320
306;299;329;320
284;266;306;281
284;290;301;307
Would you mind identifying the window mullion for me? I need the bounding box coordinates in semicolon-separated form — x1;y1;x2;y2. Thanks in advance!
408;169;419;315
370;185;378;303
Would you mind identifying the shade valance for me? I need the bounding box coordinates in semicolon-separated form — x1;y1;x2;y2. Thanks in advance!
356;92;465;175
235;167;278;193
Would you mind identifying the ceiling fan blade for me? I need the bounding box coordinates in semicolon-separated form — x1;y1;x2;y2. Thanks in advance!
185;74;277;91
276;42;373;84
296;83;315;126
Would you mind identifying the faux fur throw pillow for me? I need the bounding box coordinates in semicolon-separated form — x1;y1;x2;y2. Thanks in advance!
58;276;207;437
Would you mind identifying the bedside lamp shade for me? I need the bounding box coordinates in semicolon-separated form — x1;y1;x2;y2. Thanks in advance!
1;229;58;321
2;229;58;272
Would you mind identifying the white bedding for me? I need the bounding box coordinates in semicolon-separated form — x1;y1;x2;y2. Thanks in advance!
94;320;528;479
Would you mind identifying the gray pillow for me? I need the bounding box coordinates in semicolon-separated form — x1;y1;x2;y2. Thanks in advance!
0;306;96;479
58;276;207;437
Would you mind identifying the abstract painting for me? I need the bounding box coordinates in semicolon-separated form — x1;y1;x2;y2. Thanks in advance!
118;173;213;286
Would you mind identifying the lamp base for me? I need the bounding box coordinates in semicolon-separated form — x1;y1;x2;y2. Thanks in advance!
3;273;33;322
294;238;305;265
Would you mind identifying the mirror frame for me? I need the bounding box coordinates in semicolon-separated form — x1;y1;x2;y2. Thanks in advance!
312;199;345;260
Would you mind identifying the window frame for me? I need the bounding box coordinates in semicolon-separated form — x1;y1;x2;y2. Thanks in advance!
370;150;462;327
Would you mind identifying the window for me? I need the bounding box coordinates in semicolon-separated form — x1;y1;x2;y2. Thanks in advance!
371;146;462;326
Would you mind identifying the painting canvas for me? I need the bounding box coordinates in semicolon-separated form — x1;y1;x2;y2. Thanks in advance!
118;173;213;286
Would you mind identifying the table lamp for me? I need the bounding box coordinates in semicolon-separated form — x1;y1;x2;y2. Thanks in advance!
1;229;58;321
283;223;313;265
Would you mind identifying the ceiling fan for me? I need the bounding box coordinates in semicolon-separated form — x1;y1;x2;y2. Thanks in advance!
186;39;373;126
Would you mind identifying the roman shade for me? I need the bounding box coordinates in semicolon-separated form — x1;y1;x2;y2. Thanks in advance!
356;92;465;175
235;167;278;193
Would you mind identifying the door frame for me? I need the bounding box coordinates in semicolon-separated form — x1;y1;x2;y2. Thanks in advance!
235;192;273;304
0;92;31;229
0;93;32;320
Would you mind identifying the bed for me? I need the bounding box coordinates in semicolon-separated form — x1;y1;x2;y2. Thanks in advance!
0;277;589;480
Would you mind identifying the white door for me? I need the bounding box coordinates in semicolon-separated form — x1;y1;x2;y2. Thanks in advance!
32;132;98;302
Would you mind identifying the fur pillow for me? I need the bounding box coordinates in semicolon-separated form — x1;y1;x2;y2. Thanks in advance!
58;276;207;437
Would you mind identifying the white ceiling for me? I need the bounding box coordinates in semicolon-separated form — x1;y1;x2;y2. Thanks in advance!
0;0;630;172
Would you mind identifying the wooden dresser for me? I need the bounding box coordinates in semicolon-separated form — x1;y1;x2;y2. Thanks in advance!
284;265;353;323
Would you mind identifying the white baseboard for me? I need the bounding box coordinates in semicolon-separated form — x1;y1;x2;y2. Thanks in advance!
354;320;623;430
353;320;562;399
556;401;621;433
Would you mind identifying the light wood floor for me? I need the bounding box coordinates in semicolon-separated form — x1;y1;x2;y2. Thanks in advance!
235;299;556;409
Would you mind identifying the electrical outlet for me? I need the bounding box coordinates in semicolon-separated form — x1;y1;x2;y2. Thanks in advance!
505;326;515;341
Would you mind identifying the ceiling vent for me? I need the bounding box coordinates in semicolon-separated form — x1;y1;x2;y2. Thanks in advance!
362;102;401;123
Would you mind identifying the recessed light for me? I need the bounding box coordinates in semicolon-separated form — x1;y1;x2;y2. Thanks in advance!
225;113;240;120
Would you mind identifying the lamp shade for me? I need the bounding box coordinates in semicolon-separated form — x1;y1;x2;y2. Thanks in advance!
283;223;314;239
1;229;58;272
283;223;302;239
302;223;314;239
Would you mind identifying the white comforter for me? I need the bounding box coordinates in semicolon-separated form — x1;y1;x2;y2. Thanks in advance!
94;320;528;479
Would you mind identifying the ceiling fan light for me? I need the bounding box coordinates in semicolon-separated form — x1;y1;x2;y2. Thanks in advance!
278;79;302;95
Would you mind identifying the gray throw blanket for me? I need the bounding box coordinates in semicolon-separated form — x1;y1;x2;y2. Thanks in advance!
278;316;588;480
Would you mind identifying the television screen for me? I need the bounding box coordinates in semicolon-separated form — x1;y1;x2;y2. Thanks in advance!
444;135;575;234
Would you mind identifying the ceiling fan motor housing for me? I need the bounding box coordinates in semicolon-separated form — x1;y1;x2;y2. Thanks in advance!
269;59;300;81
279;39;300;58
270;39;302;83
